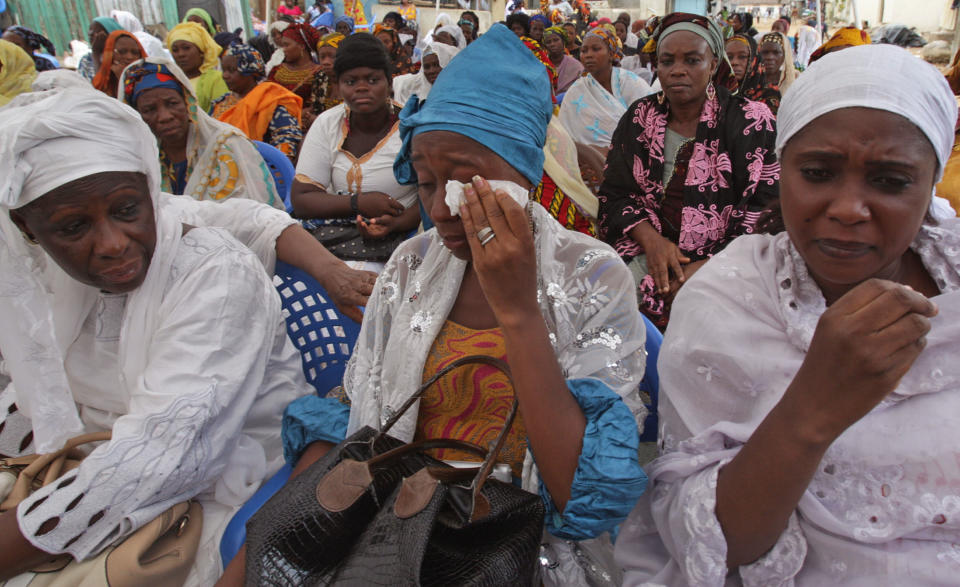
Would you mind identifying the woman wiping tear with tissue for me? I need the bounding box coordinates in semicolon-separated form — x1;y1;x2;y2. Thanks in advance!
220;24;650;586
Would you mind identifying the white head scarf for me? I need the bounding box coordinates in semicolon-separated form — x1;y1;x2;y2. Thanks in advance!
776;43;958;219
436;24;467;49
392;42;461;106
777;44;956;176
0;89;181;452
108;9;171;60
110;10;144;33
31;69;91;91
423;41;460;67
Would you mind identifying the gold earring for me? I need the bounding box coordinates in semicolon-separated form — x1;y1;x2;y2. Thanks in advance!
657;91;665;105
705;82;716;101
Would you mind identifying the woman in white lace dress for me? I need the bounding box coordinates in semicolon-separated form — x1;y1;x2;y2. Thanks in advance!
0;90;311;585
616;44;960;585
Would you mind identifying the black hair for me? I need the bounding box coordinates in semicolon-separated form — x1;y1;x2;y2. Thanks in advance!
334;32;393;78
460;11;480;39
247;34;274;61
383;11;404;26
505;13;531;36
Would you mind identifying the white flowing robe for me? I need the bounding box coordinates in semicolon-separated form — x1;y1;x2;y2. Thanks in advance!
0;196;307;585
616;219;960;586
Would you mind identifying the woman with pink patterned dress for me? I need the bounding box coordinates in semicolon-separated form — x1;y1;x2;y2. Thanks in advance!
598;12;780;328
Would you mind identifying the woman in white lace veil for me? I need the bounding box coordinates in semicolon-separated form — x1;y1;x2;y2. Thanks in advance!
616;44;960;585
227;25;649;586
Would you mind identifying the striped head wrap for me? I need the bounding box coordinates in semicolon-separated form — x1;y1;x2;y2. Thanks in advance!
585;25;623;61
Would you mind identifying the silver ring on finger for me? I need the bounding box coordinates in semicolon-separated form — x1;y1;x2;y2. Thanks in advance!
477;226;496;246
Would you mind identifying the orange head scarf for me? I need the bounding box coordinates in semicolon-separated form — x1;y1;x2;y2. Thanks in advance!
93;31;146;95
217;82;303;147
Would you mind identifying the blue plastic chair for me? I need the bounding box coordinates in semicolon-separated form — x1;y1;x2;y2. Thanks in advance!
253;140;294;214
272;260;362;397
638;315;662;444
219;261;362;567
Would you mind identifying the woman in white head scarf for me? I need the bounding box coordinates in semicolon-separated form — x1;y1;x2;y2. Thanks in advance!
795;23;821;69
616;44;960;586
391;42;459;106
0;89;310;584
435;23;467;48
265;20;291;76
420;12;453;49
109;9;172;61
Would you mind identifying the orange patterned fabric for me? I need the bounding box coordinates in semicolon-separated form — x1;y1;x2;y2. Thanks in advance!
416;321;528;477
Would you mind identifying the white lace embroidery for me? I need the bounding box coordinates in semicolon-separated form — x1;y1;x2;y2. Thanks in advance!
18;387;216;559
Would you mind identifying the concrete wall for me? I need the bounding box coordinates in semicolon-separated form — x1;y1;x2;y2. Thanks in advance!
850;0;950;31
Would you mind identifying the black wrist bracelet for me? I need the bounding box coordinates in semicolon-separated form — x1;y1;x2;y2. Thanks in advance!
350;192;360;217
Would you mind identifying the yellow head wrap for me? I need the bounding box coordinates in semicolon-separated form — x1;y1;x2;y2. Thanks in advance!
165;21;221;73
0;40;38;107
317;32;345;50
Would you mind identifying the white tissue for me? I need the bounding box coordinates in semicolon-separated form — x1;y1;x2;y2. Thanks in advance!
443;180;530;217
0;471;15;502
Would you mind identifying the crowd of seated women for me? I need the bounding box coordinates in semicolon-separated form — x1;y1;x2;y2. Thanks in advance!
1;7;960;587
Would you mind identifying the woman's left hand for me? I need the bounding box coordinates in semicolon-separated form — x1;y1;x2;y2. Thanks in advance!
357;214;394;239
459;176;538;328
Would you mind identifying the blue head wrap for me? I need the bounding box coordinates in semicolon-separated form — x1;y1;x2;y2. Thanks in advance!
531;14;552;27
122;61;183;107
334;16;355;33
394;24;551;186
313;11;335;30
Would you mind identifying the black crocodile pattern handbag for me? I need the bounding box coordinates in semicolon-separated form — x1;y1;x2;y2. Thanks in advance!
244;356;545;586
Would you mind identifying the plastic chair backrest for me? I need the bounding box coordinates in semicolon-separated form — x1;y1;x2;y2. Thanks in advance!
638;314;662;443
253;140;295;213
273;261;362;397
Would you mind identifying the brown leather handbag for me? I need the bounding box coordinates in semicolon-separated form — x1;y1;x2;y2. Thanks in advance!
0;432;202;587
245;356;546;586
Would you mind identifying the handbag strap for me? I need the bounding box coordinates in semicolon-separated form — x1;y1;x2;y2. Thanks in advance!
376;355;520;521
0;431;112;512
377;355;514;438
364;438;487;468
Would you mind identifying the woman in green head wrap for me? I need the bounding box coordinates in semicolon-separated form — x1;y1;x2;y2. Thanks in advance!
183;7;219;36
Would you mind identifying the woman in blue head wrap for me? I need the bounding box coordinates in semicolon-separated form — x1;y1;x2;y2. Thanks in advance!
529;14;552;43
335;15;355;36
228;22;650;587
